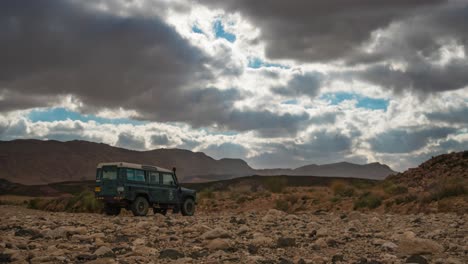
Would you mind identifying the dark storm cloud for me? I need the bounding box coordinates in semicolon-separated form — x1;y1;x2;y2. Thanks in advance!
202;0;468;94
426;106;468;124
249;129;353;168
222;110;310;137
200;0;445;62
116;132;146;150
369;127;457;154
271;72;324;97
0;0;307;135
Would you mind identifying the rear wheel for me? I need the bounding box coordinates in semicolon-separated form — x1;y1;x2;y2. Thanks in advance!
153;208;167;216
131;196;149;216
104;204;121;216
181;198;195;216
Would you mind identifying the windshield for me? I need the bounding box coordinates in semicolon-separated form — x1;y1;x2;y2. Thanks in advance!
101;166;117;180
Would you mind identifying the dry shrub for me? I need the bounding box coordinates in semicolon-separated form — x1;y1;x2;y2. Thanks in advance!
331;181;355;197
354;192;382;209
264;177;288;193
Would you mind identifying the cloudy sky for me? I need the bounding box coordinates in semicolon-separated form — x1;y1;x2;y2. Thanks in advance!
1;0;467;171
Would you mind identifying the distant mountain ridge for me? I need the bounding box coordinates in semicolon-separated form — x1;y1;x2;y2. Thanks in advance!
0;139;396;185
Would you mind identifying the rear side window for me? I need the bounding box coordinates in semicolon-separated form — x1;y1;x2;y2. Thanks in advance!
126;169;146;182
161;173;176;186
149;172;159;184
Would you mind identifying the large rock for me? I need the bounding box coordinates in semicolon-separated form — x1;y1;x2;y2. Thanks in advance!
159;249;185;260
205;238;232;250
200;228;231;240
397;232;444;255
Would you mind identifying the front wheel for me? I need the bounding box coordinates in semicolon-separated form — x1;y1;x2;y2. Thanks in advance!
181;198;195;216
131;196;149;216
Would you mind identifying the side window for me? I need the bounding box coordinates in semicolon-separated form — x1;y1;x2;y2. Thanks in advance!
126;169;146;182
161;173;176;186
149;172;159;184
126;169;135;181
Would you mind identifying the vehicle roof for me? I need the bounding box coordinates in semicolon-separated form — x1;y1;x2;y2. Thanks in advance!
97;162;173;173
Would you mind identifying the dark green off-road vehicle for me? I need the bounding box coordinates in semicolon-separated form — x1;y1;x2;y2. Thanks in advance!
95;162;196;216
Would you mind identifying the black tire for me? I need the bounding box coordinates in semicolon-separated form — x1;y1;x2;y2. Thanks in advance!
104;204;121;216
181;198;195;216
153;208;167;216
131;196;149;216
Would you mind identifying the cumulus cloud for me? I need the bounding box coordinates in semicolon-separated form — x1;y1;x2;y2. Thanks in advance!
201;142;248;160
200;0;444;62
426;106;468;124
271;72;325;97
369;127;456;154
116;132;146;150
249;129;353;168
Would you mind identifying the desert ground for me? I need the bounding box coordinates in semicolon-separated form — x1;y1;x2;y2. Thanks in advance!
0;203;466;264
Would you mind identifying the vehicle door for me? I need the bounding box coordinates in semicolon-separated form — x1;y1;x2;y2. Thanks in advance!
159;172;179;205
125;168;147;200
98;166;118;196
147;171;165;203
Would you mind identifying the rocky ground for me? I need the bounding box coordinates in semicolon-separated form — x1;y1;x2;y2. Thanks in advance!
0;205;466;264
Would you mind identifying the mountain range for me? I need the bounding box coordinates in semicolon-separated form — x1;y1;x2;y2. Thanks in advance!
0;139;396;185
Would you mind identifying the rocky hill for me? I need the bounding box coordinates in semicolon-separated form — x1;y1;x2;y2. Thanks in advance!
387;151;468;191
0;139;396;185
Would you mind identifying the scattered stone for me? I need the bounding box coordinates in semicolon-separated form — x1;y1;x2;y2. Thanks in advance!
276;237;296;248
94;246;114;258
405;254;428;264
205;238;232;250
159;249;185;260
201;228;231;240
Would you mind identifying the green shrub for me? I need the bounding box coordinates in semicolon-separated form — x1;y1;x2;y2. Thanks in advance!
285;195;299;204
395;195;417;205
430;184;466;201
275;199;289;212
331;181;355;197
330;196;341;203
27;198;43;210
265;177;288;193
354;192;382;209
199;188;215;200
384;184;408;195
236;196;248;204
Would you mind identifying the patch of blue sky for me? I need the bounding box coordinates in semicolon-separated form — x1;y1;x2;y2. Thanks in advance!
192;25;204;34
28;107;147;125
248;57;289;69
281;99;298;105
321;92;389;111
213;20;236;42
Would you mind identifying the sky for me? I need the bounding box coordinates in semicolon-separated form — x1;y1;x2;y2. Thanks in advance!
0;0;467;171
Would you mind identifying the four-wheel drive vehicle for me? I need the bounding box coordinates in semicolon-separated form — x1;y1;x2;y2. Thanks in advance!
95;162;196;216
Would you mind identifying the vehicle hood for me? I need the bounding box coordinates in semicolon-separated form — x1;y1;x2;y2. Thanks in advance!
180;187;196;195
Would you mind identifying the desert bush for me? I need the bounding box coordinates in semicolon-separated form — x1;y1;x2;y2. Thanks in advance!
65;191;102;213
354;192;382;209
383;183;408;195
429;184;466;202
351;179;374;189
236;195;248;204
199;188;215;200
264;177;288;193
275;199;289;212
330;196;341;203
331;181;355;197
395;195;417;205
27;198;40;209
285;194;299;204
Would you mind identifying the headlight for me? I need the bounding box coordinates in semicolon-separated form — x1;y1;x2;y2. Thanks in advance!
117;186;124;192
